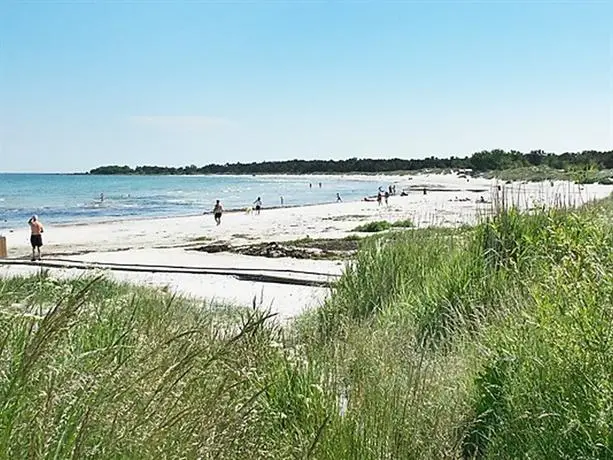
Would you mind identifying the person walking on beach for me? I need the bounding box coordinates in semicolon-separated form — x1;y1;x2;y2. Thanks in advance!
253;197;262;215
213;200;223;225
28;215;44;261
377;191;383;206
384;191;390;205
336;193;342;202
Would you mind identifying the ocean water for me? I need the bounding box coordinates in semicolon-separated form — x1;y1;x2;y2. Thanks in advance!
0;174;387;231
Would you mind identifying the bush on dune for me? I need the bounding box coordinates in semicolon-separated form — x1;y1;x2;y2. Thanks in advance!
352;218;413;233
352;220;392;232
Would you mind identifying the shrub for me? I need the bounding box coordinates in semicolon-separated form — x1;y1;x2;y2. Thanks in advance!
352;220;392;232
352;219;413;233
391;219;414;228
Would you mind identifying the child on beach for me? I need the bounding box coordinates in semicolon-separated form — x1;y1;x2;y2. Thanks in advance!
213;200;223;225
28;215;44;261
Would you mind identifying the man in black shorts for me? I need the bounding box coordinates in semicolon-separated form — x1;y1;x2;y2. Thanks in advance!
213;200;223;225
28;215;44;261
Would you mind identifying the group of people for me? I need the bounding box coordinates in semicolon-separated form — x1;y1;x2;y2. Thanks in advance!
371;184;399;205
377;190;391;206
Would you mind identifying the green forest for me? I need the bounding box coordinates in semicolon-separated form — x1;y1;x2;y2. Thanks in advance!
90;149;613;176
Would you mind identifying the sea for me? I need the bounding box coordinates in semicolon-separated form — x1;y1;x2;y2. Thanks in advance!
0;173;388;231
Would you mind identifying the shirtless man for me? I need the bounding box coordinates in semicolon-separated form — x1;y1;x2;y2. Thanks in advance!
28;215;44;261
213;200;223;225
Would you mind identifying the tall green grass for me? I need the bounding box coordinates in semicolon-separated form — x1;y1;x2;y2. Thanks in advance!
1;195;612;458
0;273;308;459
312;195;613;458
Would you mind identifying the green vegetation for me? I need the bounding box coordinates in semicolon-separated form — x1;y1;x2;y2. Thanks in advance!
391;218;414;228
490;164;613;184
353;218;413;232
89;149;613;176
1;196;612;458
0;275;296;459
316;197;613;458
352;220;392;232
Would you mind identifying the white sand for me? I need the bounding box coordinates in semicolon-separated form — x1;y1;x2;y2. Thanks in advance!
1;173;611;318
0;249;343;320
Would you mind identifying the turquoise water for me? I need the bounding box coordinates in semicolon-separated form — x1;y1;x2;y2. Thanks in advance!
0;174;386;231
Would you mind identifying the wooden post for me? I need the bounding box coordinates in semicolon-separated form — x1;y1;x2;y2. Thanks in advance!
0;236;7;258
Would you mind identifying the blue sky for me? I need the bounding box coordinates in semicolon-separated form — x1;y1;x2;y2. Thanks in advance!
1;1;611;172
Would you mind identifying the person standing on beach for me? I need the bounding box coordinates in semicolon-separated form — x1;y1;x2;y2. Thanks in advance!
253;197;262;215
28;215;44;261
280;196;284;206
384;191;389;205
377;191;383;206
336;193;342;202
213;200;223;225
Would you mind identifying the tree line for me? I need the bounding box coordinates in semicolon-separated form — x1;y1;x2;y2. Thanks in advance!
89;149;613;175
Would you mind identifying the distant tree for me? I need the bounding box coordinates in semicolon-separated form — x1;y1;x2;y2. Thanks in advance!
88;150;613;176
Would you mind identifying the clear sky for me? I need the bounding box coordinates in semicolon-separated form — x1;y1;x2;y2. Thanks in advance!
1;1;611;172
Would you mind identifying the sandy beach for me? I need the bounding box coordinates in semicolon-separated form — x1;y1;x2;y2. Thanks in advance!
1;173;611;318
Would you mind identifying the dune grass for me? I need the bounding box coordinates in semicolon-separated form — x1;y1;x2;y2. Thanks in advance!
1;196;612;458
0;274;297;459
314;196;613;458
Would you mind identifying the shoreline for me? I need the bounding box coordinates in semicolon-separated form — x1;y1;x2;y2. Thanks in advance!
1;198;365;232
0;171;448;231
0;171;409;232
